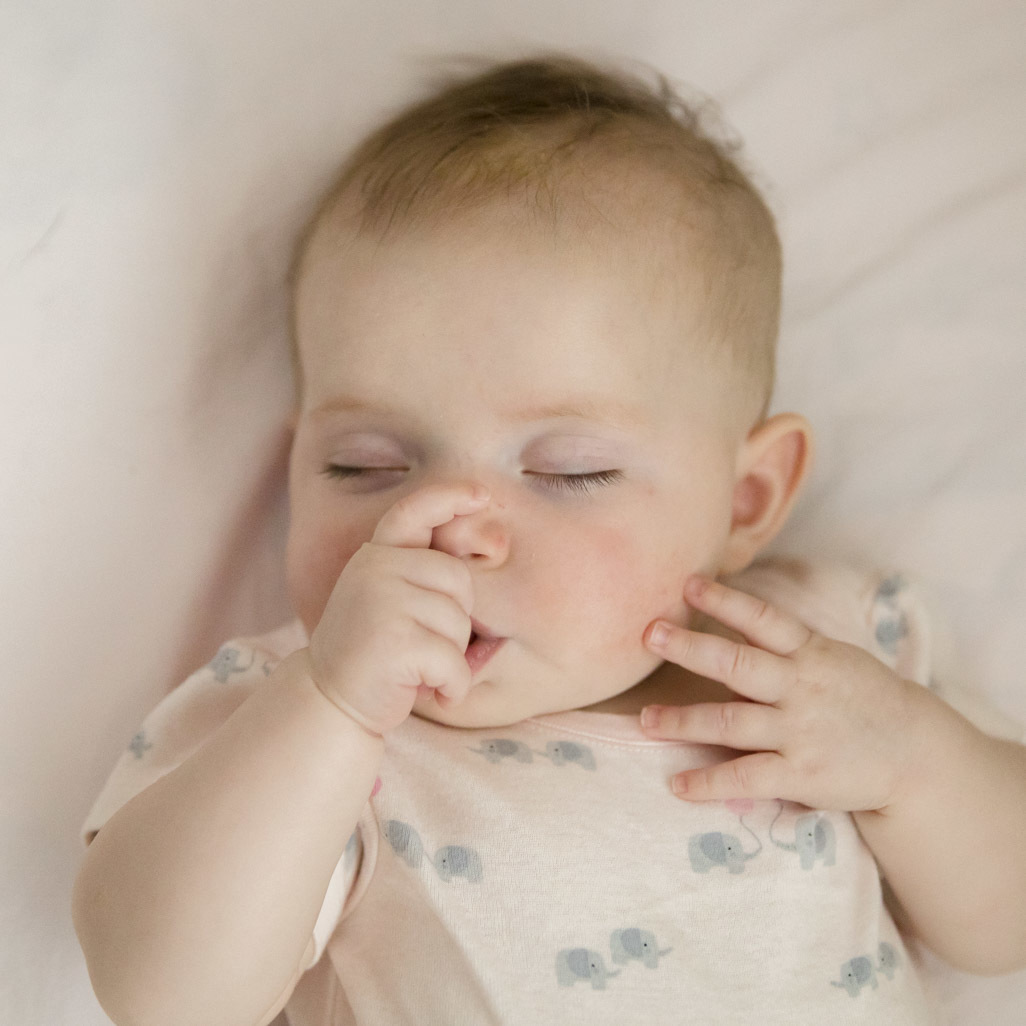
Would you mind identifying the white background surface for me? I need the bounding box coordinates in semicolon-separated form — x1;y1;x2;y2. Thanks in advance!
2;0;1024;1022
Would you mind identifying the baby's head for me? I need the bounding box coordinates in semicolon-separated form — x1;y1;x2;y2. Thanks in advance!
284;51;814;727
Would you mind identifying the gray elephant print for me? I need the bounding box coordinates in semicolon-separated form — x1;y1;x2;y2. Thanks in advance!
467;738;535;763
769;804;836;869
434;844;483;882
384;819;424;868
383;820;483;883
831;955;877;997
689;815;763;874
556;948;621;989
207;646;255;683
533;740;596;770
872;574;910;657
128;730;152;760
609;928;673;968
831;942;903;997
876;941;902;980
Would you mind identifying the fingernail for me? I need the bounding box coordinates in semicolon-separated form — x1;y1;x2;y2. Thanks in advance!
649;622;671;648
686;575;709;598
641;706;660;729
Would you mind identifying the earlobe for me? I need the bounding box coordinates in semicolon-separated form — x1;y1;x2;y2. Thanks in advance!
720;412;815;574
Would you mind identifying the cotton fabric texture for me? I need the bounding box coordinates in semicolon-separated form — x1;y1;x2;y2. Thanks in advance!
81;557;1021;1025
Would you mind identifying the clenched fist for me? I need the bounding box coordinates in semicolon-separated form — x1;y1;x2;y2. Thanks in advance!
305;484;490;737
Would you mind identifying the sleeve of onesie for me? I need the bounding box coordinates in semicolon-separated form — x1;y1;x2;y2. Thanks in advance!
864;570;1025;743
78;631;369;970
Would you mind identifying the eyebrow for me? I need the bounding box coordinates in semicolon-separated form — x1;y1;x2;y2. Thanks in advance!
311;394;647;429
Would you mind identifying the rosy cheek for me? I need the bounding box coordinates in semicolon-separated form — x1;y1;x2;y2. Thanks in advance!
546;524;650;636
290;520;371;632
586;528;694;647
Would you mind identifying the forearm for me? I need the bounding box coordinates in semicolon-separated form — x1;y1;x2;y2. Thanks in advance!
72;649;384;1026
854;684;1026;975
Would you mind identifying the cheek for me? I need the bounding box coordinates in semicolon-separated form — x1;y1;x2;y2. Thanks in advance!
540;521;692;649
285;501;376;633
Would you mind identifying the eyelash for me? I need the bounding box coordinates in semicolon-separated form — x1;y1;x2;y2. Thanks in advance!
530;469;623;494
320;466;623;495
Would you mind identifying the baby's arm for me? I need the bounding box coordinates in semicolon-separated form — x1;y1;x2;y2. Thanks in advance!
852;689;1026;976
74;483;483;1026
73;649;384;1026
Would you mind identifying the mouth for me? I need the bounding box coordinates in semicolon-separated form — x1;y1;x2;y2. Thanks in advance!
465;618;506;674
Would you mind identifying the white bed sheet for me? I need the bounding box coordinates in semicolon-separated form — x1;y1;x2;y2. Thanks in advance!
2;0;1024;1022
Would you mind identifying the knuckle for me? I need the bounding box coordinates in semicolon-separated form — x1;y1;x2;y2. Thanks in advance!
799;662;830;698
349;541;378;569
433;552;475;613
728;758;753;793
389;490;422;522
792;738;826;778
727;642;749;681
716;701;736;739
789;706;814;743
380;614;416;652
420;637;451;686
746;595;773;629
366;542;407;579
437;644;472;697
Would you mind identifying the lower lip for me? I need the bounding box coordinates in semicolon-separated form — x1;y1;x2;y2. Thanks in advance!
465;636;506;674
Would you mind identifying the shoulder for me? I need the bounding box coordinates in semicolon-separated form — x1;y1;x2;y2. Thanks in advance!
722;555;911;665
182;618;309;689
80;618;311;847
217;618;310;666
129;618;310;771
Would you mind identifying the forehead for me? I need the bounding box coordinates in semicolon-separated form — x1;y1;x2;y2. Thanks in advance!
294;198;730;431
298;160;712;320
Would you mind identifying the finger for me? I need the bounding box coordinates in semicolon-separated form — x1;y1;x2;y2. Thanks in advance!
410;631;474;704
419;682;455;709
684;576;812;656
397;547;476;617
671;751;790;802
372;483;490;549
641;701;785;751
646;622;794;704
402;582;473;656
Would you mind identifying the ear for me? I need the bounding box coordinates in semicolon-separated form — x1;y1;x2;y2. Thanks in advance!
719;412;815;575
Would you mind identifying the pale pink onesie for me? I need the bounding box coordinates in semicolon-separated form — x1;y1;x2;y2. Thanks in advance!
81;557;1022;1025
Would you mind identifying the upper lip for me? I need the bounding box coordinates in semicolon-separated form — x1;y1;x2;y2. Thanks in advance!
469;618;503;640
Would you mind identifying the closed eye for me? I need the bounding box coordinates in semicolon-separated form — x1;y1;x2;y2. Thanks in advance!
526;470;624;495
320;466;624;495
321;465;404;479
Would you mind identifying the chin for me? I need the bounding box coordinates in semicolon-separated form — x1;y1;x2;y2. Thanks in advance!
412;684;532;730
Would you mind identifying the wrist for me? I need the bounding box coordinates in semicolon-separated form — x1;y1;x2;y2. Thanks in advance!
877;677;982;817
276;649;387;744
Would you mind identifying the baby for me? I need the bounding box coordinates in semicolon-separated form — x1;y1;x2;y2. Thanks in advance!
73;51;1026;1026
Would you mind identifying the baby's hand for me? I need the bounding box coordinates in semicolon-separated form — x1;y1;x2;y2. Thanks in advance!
305;483;489;737
639;575;932;813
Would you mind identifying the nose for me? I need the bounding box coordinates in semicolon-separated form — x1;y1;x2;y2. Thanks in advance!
430;493;510;565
